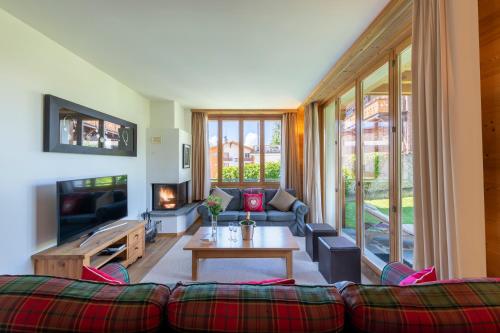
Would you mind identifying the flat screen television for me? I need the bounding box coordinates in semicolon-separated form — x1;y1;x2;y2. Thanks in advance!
57;175;128;245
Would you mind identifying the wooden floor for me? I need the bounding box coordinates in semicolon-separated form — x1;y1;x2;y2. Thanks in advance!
128;220;379;284
128;219;201;283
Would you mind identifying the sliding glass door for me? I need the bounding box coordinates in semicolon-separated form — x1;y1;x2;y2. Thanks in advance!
361;63;391;266
333;40;413;271
398;45;414;267
339;87;357;243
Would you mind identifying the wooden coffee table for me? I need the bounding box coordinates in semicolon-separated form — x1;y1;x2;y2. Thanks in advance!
184;227;300;281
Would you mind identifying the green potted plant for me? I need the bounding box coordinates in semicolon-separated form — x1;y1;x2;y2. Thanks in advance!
204;195;222;240
240;211;256;240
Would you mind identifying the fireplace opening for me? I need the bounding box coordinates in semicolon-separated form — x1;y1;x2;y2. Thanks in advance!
152;182;188;210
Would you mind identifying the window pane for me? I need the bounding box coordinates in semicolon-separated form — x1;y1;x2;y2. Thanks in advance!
264;120;281;182
208;120;218;182
399;46;414;268
222;120;239;182
339;87;357;243
362;62;390;267
243;120;260;182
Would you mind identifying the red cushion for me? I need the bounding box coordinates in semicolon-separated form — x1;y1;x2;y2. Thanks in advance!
243;193;264;212
236;278;295;285
81;266;126;285
399;266;437;286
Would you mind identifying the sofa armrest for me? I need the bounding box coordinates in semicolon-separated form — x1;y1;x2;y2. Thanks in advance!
380;262;416;285
292;200;308;216
291;200;308;236
197;203;210;223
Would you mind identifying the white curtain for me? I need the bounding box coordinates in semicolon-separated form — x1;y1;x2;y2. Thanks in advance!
303;103;323;224
412;0;458;278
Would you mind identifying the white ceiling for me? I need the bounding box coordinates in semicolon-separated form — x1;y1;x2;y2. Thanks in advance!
0;0;389;109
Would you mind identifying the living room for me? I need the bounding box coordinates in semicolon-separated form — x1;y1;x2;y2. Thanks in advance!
0;0;499;332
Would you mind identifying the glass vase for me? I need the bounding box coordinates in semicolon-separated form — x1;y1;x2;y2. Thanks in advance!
211;215;218;241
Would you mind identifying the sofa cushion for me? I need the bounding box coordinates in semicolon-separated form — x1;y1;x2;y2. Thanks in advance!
81;266;125;285
167;283;344;333
268;188;297;211
238;211;267;221
339;279;500;333
243;193;264;212
0;275;170;333
217;211;240;221
399;266;437;286
215;188;242;211
267;210;296;222
211;187;234;211
264;189;296;210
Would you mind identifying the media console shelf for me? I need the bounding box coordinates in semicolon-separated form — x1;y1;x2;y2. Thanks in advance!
32;220;145;279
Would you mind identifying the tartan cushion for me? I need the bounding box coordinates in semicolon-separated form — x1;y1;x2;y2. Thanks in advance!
339;279;500;333
380;261;416;285
100;262;130;283
167;282;344;333
0;275;170;333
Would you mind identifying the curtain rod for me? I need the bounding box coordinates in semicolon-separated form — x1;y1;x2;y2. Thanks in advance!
191;109;297;115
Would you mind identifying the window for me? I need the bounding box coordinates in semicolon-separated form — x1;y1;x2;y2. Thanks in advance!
331;40;414;271
208;120;218;182
339;87;357;243
222;120;240;182
243;120;260;182
362;62;390;267
209;116;282;186
398;45;414;267
264;120;281;182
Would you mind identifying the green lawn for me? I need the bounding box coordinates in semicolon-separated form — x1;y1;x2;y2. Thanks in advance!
343;196;414;229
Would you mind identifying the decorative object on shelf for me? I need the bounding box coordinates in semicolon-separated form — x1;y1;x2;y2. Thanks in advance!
204;195;222;241
182;144;191;168
43;94;137;156
240;211;256;240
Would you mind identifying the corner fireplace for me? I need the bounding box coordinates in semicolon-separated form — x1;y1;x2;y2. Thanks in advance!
152;182;188;210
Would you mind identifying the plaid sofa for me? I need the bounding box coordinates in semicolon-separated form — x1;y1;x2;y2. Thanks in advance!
167;282;345;333
0;274;499;332
0;275;169;332
339;279;500;333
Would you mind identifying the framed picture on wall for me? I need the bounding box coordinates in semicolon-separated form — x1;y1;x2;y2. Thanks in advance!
43;95;137;156
183;144;191;168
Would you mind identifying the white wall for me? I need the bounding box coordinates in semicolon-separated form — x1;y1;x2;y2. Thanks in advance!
150;100;192;134
0;9;150;274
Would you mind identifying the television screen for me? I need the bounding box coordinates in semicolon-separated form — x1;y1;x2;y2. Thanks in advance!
57;175;128;245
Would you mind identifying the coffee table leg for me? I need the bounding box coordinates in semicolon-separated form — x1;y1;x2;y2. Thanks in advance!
285;252;293;279
192;251;198;281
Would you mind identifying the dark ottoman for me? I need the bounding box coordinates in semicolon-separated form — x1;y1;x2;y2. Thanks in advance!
318;236;361;283
306;223;338;262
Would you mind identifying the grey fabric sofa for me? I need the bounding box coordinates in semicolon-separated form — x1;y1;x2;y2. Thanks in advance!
197;188;308;236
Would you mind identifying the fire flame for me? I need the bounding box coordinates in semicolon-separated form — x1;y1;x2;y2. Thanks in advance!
158;187;176;209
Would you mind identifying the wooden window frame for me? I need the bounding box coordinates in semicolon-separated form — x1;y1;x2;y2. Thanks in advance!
208;114;282;189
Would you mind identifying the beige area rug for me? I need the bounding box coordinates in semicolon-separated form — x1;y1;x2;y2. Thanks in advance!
142;235;329;285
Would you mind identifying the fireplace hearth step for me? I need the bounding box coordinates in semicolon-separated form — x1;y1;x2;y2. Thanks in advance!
149;202;201;217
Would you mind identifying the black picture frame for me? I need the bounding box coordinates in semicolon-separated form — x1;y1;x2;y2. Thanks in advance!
43;94;137;157
183;144;191;168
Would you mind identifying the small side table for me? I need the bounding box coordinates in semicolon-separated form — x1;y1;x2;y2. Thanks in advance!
318;236;361;283
305;223;338;262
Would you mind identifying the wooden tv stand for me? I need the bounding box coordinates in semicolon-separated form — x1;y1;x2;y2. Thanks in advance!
32;220;145;279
